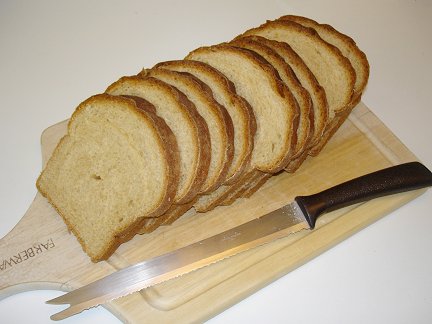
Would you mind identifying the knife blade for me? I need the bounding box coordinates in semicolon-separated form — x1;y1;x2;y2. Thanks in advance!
46;162;432;321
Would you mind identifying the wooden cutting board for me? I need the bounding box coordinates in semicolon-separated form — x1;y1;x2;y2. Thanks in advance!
0;102;426;323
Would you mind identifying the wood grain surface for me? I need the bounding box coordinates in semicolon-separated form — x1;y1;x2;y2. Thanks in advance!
0;102;425;323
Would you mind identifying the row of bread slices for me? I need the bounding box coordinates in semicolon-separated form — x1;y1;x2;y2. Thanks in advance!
37;15;369;262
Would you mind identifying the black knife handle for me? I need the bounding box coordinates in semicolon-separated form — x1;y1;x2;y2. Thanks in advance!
295;162;432;229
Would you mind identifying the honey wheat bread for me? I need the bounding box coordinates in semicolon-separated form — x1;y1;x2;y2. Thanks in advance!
36;94;179;262
36;15;369;260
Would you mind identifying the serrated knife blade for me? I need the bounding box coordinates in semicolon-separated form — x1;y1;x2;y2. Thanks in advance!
47;162;432;321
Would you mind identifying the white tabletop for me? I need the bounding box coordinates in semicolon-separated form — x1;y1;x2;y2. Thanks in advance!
1;1;431;323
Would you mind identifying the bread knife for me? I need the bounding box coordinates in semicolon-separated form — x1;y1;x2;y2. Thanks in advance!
47;161;432;320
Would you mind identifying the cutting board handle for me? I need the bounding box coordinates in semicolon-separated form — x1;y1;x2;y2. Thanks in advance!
0;193;78;299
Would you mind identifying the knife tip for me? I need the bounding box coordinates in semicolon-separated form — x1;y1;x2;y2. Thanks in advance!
46;296;68;305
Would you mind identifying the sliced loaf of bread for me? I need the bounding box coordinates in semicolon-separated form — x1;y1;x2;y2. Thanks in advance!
37;15;369;260
36;94;179;262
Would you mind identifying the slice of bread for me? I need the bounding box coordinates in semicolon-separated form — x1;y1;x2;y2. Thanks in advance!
239;19;356;154
144;68;234;193
106;76;212;234
241;35;328;169
105;76;211;205
36;94;179;262
187;44;298;173
154;60;256;185
230;36;313;171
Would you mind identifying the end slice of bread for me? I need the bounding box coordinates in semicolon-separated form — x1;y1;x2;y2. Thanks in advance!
36;94;179;261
